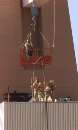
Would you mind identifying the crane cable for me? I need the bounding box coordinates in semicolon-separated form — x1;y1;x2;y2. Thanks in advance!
51;0;56;48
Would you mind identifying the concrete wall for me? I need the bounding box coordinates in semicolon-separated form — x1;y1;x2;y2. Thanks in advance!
40;0;78;99
0;0;23;95
0;0;78;100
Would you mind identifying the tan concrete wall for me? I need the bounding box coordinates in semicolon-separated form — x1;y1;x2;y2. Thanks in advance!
0;0;23;95
40;0;78;99
0;0;78;100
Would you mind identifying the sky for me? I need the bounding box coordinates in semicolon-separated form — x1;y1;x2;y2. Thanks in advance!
68;0;78;71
